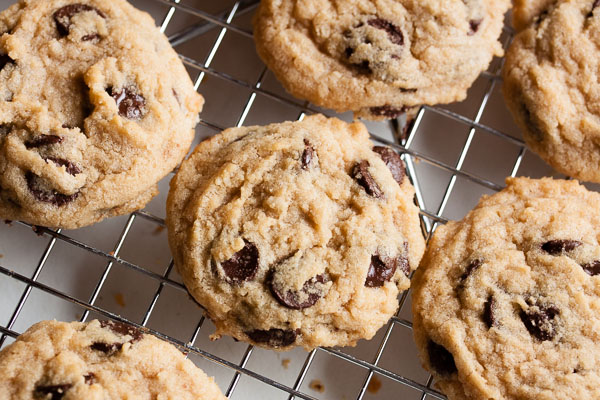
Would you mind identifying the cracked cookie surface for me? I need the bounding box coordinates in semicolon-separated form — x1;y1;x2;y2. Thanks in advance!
0;320;225;399
0;0;203;228
412;177;600;400
503;0;600;183
166;114;425;350
253;0;510;120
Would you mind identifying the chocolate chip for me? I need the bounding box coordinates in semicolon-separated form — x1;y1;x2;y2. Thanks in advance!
367;18;404;45
365;254;400;287
99;320;143;343
53;4;106;37
301;139;314;170
483;295;497;328
46;157;81;176
589;0;600;17
468;19;483;35
0;54;14;70
370;105;406;119
246;328;297;348
26;172;78;206
172;88;181;106
427;340;457;375
460;259;483;282
34;384;72;399
90;342;122;355
520;303;559;341
270;273;329;310
25;135;63;149
221;240;260;283
344;47;372;74
372;146;405;185
84;373;96;385
352;160;384;198
582;260;600;276
541;240;582;255
109;87;146;120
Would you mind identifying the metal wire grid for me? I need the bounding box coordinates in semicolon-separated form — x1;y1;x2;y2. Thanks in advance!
0;1;533;399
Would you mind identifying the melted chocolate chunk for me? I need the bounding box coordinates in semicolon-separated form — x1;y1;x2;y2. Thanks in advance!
468;19;483;35
34;384;72;399
352;160;384;198
301;139;315;170
246;328;297;348
90;341;122;355
221;240;259;283
483;295;497;328
109;87;146;120
26;172;78;206
372;146;405;185
460;259;483;282
520;303;559;341
344;46;372;74
520;100;543;141
0;54;14;71
582;260;600;276
25;135;63;149
53;4;106;37
365;254;399;287
270;273;329;310
370;105;405;119
541;239;582;255
84;373;96;385
367;18;404;45
81;33;101;42
46;157;81;176
99;320;143;342
589;0;600;17
427;341;457;375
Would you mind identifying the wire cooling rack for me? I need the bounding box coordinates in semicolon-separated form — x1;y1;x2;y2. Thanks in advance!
0;1;572;399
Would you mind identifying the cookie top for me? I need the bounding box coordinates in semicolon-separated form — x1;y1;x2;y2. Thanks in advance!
412;177;600;400
0;0;203;228
0;320;226;399
166;114;425;350
503;0;600;183
253;0;510;120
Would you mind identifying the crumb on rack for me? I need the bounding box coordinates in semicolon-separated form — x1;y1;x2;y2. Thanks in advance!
153;225;165;235
309;379;325;393
114;292;126;307
367;375;382;394
281;358;291;369
0;254;3;259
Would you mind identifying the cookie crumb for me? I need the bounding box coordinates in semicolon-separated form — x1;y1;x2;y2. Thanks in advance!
114;292;126;307
0;254;3;259
152;225;165;235
309;379;325;393
367;375;382;394
281;358;291;369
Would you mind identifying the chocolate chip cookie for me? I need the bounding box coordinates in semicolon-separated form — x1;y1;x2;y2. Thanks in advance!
253;0;510;120
412;177;600;399
503;0;600;183
166;114;425;350
0;320;226;399
0;0;203;228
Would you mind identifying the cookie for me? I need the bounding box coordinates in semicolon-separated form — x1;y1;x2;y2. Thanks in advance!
166;114;425;350
412;177;600;400
0;319;226;399
253;0;510;120
0;0;203;228
503;0;600;183
512;0;555;31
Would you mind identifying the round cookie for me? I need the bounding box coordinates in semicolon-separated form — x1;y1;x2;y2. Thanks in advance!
0;320;226;399
0;0;203;228
503;0;600;183
412;177;600;400
253;0;510;120
166;114;425;350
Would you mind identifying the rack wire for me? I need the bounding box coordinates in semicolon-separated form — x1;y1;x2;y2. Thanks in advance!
0;1;557;399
